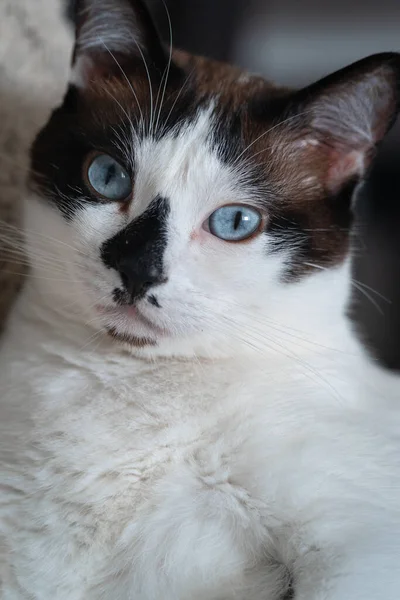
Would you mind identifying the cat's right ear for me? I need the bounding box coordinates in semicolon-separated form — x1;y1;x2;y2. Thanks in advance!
70;0;170;88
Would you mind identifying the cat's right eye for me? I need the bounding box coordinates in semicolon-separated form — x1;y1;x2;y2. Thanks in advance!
85;153;132;201
206;204;262;242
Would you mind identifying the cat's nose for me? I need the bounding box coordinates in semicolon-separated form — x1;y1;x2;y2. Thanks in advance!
118;259;167;302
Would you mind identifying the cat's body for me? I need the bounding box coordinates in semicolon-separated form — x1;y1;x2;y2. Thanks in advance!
1;0;400;598
2;255;400;600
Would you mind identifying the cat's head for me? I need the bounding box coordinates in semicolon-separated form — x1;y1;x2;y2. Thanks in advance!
28;0;400;358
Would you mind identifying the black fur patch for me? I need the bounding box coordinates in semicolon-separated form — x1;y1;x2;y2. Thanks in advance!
30;85;139;220
101;196;170;303
267;179;356;279
29;80;199;219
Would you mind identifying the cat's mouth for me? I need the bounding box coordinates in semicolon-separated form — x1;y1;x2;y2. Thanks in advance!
95;304;168;345
106;327;157;348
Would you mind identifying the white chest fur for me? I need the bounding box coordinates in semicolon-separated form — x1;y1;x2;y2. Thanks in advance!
1;290;400;600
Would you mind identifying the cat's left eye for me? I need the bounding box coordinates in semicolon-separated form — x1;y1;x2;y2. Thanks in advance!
206;205;262;242
85;153;132;201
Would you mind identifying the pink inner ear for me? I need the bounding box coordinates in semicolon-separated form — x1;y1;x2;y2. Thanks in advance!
326;148;365;194
288;136;369;194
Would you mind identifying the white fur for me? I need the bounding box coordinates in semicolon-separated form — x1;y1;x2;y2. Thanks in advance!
1;106;400;600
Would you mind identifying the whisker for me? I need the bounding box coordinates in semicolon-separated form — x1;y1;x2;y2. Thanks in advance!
0;243;65;269
101;86;139;148
75;293;111;323
0;253;60;272
227;303;355;356
100;40;144;131
0;269;87;284
0;220;89;258
303;261;387;314
153;60;170;136
128;34;154;137
232;110;313;166
161;68;194;135
0;245;73;273
154;0;174;135
216;313;344;402
79;328;106;353
111;123;135;168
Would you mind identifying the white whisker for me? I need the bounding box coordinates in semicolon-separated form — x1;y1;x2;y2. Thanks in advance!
128;34;154;137
154;0;173;135
215;313;345;402
303;261;387;315
161;69;194;135
233;110;313;166
100;40;144;131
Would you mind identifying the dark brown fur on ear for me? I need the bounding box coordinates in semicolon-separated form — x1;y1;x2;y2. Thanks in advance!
254;53;400;196
244;53;400;277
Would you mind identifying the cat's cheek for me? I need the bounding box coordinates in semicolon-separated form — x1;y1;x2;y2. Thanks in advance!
189;228;209;244
189;226;233;250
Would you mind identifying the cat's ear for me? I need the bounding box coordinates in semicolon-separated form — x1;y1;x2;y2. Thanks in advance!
71;0;169;88
278;53;400;194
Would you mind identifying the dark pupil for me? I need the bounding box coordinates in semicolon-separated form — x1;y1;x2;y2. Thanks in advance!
105;164;116;186
233;210;242;230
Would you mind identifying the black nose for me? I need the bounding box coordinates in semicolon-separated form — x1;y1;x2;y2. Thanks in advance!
118;258;166;302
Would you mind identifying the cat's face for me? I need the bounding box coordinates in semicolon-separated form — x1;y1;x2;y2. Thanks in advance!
29;0;400;358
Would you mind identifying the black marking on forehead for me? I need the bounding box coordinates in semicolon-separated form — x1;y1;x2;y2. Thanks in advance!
101;196;170;303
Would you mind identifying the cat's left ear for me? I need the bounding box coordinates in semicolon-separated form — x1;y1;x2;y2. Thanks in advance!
271;53;400;194
71;0;171;87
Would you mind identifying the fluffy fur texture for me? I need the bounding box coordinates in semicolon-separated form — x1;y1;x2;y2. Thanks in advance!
1;1;400;598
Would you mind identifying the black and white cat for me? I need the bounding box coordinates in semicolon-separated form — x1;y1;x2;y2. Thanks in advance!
1;0;400;598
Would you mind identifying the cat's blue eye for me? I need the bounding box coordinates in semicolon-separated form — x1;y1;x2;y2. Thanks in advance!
207;205;262;242
86;154;132;201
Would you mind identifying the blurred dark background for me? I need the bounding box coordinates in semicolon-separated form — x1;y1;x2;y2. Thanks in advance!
68;0;400;369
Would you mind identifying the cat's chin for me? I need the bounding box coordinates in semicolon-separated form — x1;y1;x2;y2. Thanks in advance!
106;327;157;349
96;304;169;347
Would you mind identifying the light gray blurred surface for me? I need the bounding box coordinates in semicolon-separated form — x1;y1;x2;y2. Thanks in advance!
234;0;400;85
